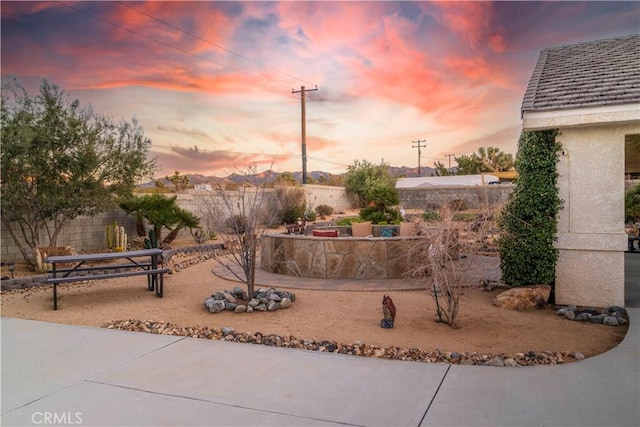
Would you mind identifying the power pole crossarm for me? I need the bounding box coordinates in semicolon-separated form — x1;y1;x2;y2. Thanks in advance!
412;139;427;177
445;154;455;169
292;85;318;185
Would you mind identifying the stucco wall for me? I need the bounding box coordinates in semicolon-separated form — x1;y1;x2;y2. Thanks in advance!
554;122;640;306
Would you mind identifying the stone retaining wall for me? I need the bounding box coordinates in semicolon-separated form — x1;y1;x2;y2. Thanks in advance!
260;233;424;279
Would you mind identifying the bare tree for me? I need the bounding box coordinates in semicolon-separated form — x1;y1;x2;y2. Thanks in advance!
200;168;278;298
405;209;462;327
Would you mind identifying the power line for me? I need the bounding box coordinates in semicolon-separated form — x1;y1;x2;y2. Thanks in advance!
56;1;292;91
445;153;455;168
115;1;317;88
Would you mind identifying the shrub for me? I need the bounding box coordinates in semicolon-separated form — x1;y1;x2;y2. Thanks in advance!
359;206;401;224
422;211;441;222
275;186;306;224
336;216;361;226
626;183;640;223
452;213;476;222
304;209;317;222
225;215;247;234
315;204;334;217
449;199;467;211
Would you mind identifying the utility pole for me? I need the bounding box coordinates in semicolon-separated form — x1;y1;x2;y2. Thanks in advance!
445;154;455;169
292;85;318;184
412;139;427;177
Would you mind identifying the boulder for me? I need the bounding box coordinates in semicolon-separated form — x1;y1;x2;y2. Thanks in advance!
492;285;551;311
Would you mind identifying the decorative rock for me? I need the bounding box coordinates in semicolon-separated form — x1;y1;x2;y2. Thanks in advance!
223;292;237;304
564;311;576;320
267;300;280;311
575;312;592;321
255;303;267;312
492;285;551;311
485;356;505;366
221;327;234;335
248;298;260;307
232;286;244;297
205;299;226;313
569;352;585;360
224;302;238;311
503;358;520;367
577;308;599;316
235;305;247;313
213;291;226;300
268;293;282;302
280;298;292;309
603;316;619;326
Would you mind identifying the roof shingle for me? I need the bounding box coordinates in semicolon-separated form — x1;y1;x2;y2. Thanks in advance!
522;34;640;114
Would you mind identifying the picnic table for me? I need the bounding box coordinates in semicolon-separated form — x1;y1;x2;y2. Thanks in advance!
46;248;168;310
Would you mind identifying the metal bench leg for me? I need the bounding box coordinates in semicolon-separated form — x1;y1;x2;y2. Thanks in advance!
156;273;163;298
54;283;58;310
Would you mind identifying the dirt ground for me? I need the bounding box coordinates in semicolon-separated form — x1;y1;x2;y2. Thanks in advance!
0;254;628;359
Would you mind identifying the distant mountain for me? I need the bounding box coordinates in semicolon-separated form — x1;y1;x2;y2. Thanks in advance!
140;165;437;188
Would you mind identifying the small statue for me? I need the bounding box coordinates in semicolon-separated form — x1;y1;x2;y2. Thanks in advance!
381;294;396;328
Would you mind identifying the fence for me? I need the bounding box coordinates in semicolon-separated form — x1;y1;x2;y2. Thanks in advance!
1;184;508;262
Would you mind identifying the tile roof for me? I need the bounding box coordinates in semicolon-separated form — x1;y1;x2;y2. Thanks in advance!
522;34;640;114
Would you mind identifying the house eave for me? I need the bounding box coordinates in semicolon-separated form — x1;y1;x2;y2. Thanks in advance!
522;103;640;130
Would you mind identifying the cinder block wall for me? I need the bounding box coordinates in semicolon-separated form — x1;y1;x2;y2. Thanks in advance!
1;210;136;262
2;185;510;262
396;185;513;210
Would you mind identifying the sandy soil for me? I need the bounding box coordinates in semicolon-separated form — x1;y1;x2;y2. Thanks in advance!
0;255;628;359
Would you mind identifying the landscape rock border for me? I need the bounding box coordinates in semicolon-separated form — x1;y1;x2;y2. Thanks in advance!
101;319;587;367
556;305;628;326
204;287;296;313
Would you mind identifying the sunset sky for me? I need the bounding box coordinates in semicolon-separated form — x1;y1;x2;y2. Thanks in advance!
2;1;639;178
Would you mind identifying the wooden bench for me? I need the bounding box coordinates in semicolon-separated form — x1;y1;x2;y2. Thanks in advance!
46;249;168;310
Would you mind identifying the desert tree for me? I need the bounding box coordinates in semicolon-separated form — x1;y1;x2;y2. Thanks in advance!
200;167;279;298
1;79;156;265
405;199;499;327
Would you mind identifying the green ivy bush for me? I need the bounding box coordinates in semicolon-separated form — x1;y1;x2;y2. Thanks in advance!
498;129;563;288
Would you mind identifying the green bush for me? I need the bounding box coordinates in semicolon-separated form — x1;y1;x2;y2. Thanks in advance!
304;209;317;222
625;183;640;223
359;206;401;224
498;130;563;288
422;210;440;222
315;204;334;217
336;216;361;226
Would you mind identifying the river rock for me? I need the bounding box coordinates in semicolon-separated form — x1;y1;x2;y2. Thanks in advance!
280;298;292;308
205;298;226;313
492;285;551;311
